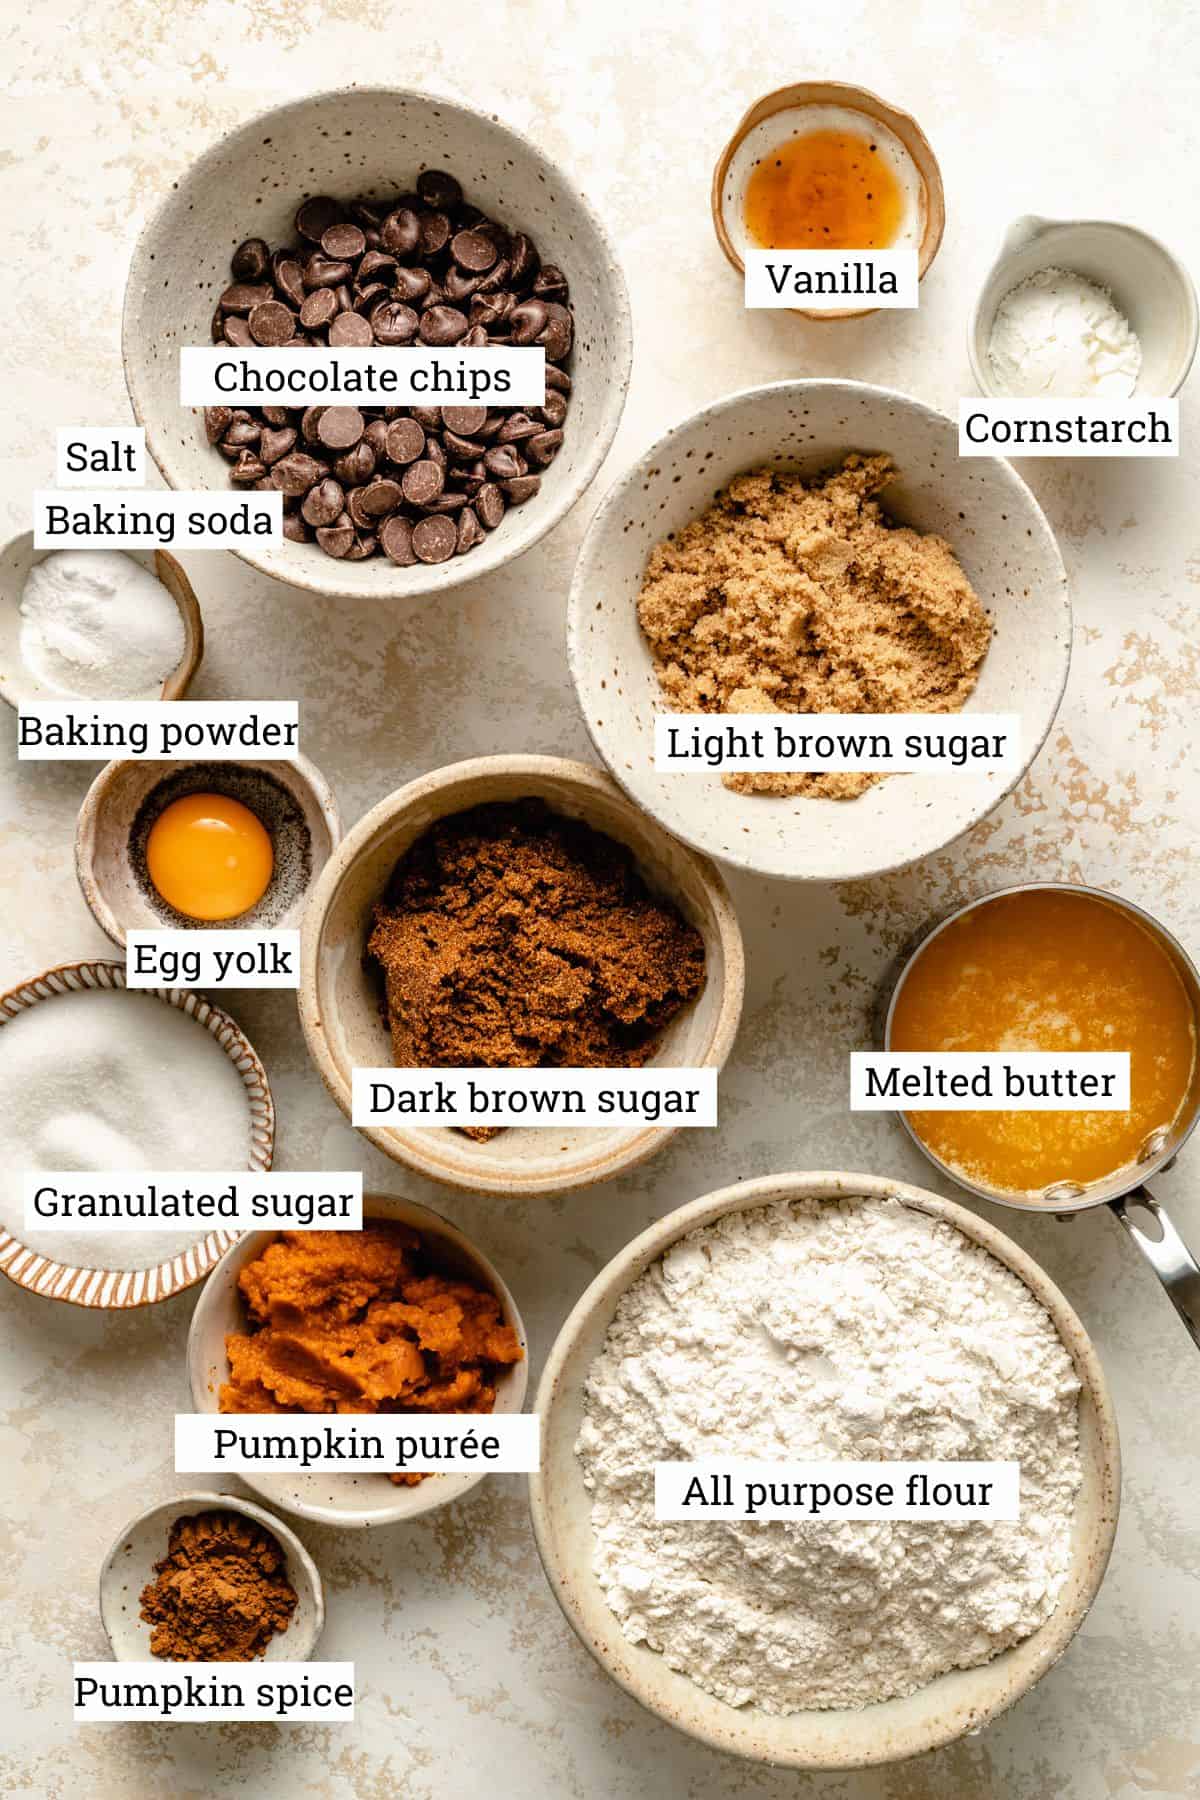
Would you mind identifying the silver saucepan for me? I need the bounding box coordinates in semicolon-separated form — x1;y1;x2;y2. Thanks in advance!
882;881;1200;1347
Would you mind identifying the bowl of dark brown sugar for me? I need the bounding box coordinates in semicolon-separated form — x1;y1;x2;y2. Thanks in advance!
299;755;745;1196
122;87;632;600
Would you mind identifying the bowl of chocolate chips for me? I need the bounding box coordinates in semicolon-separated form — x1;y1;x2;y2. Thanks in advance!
123;87;632;597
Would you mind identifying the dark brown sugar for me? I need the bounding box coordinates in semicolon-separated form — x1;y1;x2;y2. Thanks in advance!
367;799;707;1074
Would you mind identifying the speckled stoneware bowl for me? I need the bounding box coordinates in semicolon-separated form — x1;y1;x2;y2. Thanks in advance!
0;960;274;1309
530;1170;1121;1769
298;754;745;1196
711;81;945;322
122;86;632;600
75;753;341;947
100;1490;324;1661
0;530;203;709
969;215;1199;398
567;378;1071;881
187;1191;528;1527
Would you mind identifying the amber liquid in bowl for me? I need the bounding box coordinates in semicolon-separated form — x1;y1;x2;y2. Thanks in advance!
744;128;906;250
891;889;1197;1197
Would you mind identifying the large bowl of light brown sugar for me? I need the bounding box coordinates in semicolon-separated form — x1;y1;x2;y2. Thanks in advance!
567;379;1071;880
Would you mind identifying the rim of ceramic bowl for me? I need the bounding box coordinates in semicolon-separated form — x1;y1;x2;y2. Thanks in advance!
121;84;633;601
566;376;1072;881
297;754;746;1195
99;1489;325;1660
0;535;203;711
711;80;946;322
0;960;274;1308
74;750;343;948
529;1169;1121;1768
186;1191;530;1526
967;216;1200;398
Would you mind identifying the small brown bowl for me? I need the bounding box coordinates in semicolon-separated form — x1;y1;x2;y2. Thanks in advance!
711;81;946;322
0;531;203;709
75;755;342;947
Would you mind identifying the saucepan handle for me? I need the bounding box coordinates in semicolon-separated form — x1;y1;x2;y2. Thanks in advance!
1110;1187;1200;1350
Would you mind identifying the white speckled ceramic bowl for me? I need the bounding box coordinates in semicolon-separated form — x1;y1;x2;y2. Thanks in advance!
0;531;203;710
298;755;745;1196
187;1191;528;1527
530;1170;1121;1769
122;86;632;600
567;379;1071;881
0;960;274;1309
970;216;1199;398
75;753;341;947
100;1490;324;1661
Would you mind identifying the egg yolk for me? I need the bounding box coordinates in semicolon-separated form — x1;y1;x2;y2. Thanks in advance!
146;793;274;922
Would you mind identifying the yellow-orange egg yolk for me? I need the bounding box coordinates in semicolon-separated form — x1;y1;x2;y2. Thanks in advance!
146;792;273;922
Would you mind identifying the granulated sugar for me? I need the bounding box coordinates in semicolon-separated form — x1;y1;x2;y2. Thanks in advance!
0;987;251;1269
576;1195;1082;1713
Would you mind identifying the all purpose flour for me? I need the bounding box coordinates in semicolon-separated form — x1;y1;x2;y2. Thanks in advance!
576;1196;1083;1713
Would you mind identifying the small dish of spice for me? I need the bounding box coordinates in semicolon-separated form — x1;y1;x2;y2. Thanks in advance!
100;1491;323;1663
187;1191;528;1526
299;755;746;1196
712;81;945;320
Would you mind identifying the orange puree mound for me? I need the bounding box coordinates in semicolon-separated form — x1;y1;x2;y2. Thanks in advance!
220;1225;523;1483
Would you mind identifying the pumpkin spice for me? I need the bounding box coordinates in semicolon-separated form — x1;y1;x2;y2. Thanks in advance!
138;1509;298;1662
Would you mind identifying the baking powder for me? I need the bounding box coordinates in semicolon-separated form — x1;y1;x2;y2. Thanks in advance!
576;1196;1082;1713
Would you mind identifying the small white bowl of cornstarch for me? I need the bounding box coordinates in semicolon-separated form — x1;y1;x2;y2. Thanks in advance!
530;1170;1120;1769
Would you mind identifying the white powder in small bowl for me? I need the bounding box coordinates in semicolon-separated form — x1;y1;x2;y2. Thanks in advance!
19;550;186;700
0;987;253;1270
986;266;1142;398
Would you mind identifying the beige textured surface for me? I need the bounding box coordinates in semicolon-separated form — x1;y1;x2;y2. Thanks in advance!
1;4;1198;1797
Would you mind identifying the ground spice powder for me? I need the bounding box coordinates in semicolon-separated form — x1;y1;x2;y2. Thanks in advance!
138;1509;298;1661
367;799;706;1075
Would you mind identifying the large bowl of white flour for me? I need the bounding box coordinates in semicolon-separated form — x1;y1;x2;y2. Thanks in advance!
529;1172;1119;1768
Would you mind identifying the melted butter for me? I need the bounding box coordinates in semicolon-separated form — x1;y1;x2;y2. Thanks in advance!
744;128;906;250
891;889;1196;1197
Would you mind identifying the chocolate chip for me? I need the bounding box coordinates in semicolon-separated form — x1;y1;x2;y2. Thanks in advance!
411;514;457;563
545;365;572;395
418;210;451;258
223;315;253;347
476;482;506;529
282;513;311;544
301;406;326;444
451;228;498;273
316;514;356;557
538;303;573;362
334;282;355;314
204;406;232;444
230;451;267;484
380;514;416;565
271;452;325;496
334;440;376;485
344;533;376;561
260;426;297;465
275;259;306;309
371;300;419;345
364;418;391;455
442;405;487;437
508;233;540;290
231;237;270;281
347;485;375;531
533;264;569;303
393;266;433;304
358;250;398;284
401;459;444;506
304;256;354;291
419;305;469;346
509;299;548;345
381;207;421;257
417;169;463;211
262;405;290;426
497;412;542;443
385;418;426;464
317;406;365;450
296;196;344;243
249;299;296;345
422;490;469;513
442;429;484;460
299;288;338;329
526;429;563;465
223;418;261;448
411;406;442;431
456;506;485;554
484;443;523;480
329;311;373;347
502;474;541;503
358;477;404;518
539;390;568;428
321;222;366;261
220;282;273;314
302;478;346;527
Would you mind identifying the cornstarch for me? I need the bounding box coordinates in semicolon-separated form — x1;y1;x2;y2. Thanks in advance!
576;1196;1082;1713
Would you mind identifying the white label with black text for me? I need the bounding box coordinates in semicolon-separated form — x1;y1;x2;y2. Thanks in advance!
73;1663;355;1722
653;712;1021;775
655;1460;1020;1521
126;929;300;989
352;1067;717;1128
176;1411;540;1475
180;345;546;408
24;1173;363;1234
17;699;298;760
958;398;1179;457
851;1051;1130;1110
55;426;146;486
33;488;282;548
744;248;918;310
